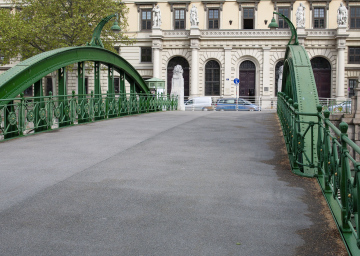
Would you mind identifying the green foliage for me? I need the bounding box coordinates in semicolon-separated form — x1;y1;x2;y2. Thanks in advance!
0;0;134;64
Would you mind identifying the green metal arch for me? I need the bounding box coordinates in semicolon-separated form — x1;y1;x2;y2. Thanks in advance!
281;44;320;176
0;46;149;105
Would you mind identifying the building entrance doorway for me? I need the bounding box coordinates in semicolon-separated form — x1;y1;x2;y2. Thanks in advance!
167;57;189;97
311;57;331;98
239;60;256;100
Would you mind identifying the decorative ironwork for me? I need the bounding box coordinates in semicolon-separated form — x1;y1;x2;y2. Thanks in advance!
84;104;90;113
8;112;17;125
27;110;34;122
76;105;82;115
39;108;46;120
54;107;61;118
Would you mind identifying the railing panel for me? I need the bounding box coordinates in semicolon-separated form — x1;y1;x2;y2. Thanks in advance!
0;92;178;141
277;92;360;255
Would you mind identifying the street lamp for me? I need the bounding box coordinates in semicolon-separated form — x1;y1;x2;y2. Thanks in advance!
110;13;121;32
269;12;298;45
268;17;278;29
87;14;121;48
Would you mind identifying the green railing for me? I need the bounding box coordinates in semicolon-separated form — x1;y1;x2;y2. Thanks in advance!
0;91;178;141
277;92;360;255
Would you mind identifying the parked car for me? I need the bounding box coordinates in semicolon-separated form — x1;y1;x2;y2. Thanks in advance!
185;97;213;111
328;101;351;113
215;98;259;111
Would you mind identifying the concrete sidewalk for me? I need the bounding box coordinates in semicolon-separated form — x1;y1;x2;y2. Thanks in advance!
0;111;347;255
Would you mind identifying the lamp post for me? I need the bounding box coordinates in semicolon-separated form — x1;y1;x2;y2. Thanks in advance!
269;12;298;45
87;14;121;48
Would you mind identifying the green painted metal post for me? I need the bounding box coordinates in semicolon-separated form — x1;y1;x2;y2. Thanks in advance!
339;122;351;231
58;67;70;127
94;61;103;120
77;62;87;123
108;65;115;118
19;93;25;136
323;110;332;192
34;79;47;132
78;62;85;96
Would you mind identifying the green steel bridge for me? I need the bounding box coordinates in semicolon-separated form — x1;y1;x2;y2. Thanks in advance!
0;13;359;255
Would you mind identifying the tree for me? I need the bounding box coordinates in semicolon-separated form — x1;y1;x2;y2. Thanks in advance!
0;0;133;64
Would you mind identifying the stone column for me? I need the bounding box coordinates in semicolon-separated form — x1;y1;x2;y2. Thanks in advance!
336;26;349;100
150;28;163;79
224;47;232;96
190;27;201;97
262;47;271;97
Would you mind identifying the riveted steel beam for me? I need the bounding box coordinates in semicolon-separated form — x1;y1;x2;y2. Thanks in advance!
0;46;150;107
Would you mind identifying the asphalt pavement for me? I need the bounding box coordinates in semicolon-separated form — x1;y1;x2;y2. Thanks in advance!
0;111;348;256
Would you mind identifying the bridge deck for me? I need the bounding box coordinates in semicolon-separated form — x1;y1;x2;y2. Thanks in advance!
0;111;347;255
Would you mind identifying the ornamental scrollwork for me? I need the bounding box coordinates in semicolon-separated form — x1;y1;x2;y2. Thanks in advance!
54;107;61;118
27;110;35;122
39;108;46;121
8;112;17;125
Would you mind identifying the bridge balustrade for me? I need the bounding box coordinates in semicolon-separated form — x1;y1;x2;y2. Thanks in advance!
278;92;360;254
0;92;178;141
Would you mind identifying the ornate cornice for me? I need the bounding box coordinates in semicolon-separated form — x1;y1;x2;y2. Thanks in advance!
135;2;157;13
271;0;296;10
202;1;225;11
168;1;191;12
236;0;260;11
345;0;360;8
308;0;331;10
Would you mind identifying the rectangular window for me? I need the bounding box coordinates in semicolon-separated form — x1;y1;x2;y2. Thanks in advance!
349;47;360;64
141;9;152;30
114;77;120;93
174;9;185;29
313;7;326;28
141;47;152;62
349;79;357;97
350;6;360;29
278;7;290;28
243;8;254;29
208;9;219;29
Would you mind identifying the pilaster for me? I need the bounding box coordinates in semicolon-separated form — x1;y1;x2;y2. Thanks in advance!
150;28;163;79
262;47;271;96
336;25;349;100
190;27;201;97
224;47;232;97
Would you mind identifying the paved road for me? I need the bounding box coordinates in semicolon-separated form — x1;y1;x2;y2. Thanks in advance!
0;111;347;256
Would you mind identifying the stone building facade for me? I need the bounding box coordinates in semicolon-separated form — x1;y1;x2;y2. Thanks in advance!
0;0;359;103
118;0;360;102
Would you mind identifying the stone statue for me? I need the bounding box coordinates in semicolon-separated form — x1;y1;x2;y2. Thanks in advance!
152;5;162;28
171;65;185;111
296;3;306;28
277;65;284;93
190;5;199;27
337;3;348;26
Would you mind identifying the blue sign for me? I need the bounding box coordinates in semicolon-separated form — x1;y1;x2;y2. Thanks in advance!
234;78;239;84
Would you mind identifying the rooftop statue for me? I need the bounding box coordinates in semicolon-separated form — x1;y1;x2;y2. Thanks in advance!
190;5;199;27
152;5;162;28
296;3;306;28
337;3;348;26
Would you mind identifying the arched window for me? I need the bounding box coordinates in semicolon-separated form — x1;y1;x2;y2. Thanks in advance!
205;60;220;96
311;57;331;98
275;61;284;95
